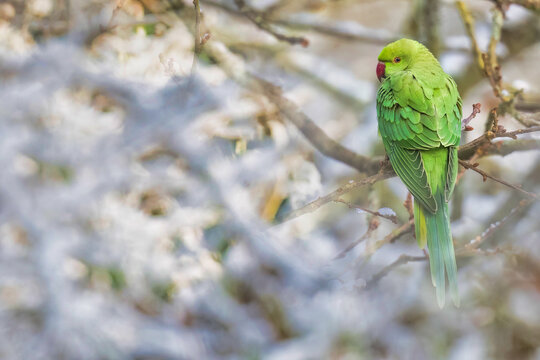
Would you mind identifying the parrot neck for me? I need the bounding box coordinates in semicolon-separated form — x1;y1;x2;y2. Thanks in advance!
409;57;446;87
411;47;445;81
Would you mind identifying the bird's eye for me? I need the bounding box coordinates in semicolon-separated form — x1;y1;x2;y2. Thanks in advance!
393;57;401;63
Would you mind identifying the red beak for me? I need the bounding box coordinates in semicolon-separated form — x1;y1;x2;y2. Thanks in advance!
376;61;386;82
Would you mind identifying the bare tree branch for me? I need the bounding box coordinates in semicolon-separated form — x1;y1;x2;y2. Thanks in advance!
423;0;441;57
514;111;540;127
273;17;400;45
497;125;540;139
458;123;540;160
107;0;127;28
462;103;481;131
371;219;415;253
334;217;380;260
334;198;398;224
459;160;539;200
485;138;540;156
191;0;202;73
494;0;540;11
403;193;414;219
515;101;540;113
457;199;533;255
202;0;401;45
279;167;394;223
253;76;385;175
365;254;426;289
233;0;309;46
456;1;484;70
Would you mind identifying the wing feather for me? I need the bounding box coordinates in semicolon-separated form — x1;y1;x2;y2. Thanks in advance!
376;70;462;209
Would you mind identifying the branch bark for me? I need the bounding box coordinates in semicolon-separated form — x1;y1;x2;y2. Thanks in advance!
253;76;385;175
458;125;540;160
457;199;533;255
456;1;484;70
371;219;415;252
365;254;426;289
191;0;202;72
459;160;539;200
334;198;398;224
233;0;309;46
280;167;394;223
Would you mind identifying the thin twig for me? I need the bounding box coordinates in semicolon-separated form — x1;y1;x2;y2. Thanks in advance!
365;254;426;289
456;1;484;70
371;219;415;253
457;199;533;255
457;0;504;100
202;0;468;51
496;125;540;139
462;103;481;131
458;123;540;160
202;0;398;46
334;198;398;224
273;18;399;45
107;0;127;28
423;0;441;57
334;218;380;260
484;138;540;157
514;112;540;127
279;168;394;223
403;193;414;219
233;0;309;46
484;7;504;99
488;8;503;73
505;0;540;11
515;101;540;113
191;0;202;73
459;160;539;200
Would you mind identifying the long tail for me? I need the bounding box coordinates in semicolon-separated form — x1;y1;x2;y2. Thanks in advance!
414;195;459;308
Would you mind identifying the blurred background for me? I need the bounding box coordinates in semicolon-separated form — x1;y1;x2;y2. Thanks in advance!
0;0;539;359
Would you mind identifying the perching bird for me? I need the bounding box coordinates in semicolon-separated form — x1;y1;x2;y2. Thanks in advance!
376;39;461;307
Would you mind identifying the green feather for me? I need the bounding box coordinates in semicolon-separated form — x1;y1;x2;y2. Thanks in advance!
421;148;459;307
445;147;459;201
383;140;437;213
415;194;459;307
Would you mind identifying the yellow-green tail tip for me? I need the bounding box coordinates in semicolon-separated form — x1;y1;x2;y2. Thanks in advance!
415;197;460;308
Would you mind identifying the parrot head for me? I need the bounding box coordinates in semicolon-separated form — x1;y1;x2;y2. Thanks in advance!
376;38;438;82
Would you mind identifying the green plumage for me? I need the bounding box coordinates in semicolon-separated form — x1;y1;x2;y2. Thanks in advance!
376;39;461;307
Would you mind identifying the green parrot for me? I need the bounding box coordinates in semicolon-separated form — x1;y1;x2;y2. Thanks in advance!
375;39;461;307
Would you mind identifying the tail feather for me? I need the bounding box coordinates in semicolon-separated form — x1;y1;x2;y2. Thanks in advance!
427;211;446;307
440;203;460;307
414;202;427;249
414;196;459;308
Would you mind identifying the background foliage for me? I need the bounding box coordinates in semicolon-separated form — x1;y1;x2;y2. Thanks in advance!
0;0;539;359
